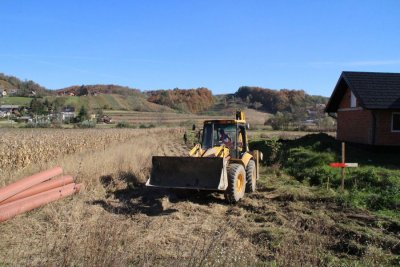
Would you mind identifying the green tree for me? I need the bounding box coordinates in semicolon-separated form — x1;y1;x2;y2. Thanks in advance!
52;97;66;113
95;108;104;122
77;85;89;96
77;105;89;122
266;112;292;130
30;98;45;115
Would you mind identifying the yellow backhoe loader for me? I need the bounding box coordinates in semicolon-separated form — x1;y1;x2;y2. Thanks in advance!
146;111;262;203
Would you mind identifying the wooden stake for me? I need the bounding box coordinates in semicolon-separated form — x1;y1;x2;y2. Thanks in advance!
326;175;330;190
341;142;345;190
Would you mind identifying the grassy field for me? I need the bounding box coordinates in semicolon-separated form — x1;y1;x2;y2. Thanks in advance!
0;96;32;106
106;108;270;128
0;94;175;112
0;95;272;130
46;94;173;112
0;128;399;266
105;110;228;127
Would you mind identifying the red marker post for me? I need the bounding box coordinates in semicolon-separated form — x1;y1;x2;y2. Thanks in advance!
329;143;358;190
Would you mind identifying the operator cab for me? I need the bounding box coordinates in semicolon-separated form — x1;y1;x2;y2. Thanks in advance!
201;120;248;158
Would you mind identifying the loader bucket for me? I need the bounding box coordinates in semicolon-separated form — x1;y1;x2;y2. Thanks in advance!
147;156;228;190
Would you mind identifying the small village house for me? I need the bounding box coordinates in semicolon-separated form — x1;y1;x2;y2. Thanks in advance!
0;105;19;112
60;107;75;121
9;89;18;96
326;71;400;146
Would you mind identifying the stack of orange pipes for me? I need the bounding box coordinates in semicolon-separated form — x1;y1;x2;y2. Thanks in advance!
0;167;82;222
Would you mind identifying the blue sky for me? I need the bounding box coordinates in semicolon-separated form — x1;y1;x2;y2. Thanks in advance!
1;1;399;96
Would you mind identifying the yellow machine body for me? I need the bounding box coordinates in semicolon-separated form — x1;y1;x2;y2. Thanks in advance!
147;111;261;193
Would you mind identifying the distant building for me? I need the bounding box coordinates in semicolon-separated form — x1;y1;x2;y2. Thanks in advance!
9;89;18;96
302;119;317;127
61;107;75;121
0;105;19;111
326;71;400;146
15;116;32;123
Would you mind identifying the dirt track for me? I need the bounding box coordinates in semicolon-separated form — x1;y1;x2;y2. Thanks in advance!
1;129;399;266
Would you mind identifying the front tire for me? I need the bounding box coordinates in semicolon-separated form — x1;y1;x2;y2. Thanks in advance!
225;163;246;203
245;160;257;193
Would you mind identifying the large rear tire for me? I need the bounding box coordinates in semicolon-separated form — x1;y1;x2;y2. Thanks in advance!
225;163;246;203
245;160;257;193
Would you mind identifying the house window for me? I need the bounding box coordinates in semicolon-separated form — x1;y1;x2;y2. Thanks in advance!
392;113;400;132
350;91;357;108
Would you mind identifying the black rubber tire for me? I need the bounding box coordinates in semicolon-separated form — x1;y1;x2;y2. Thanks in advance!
225;163;246;203
245;160;257;193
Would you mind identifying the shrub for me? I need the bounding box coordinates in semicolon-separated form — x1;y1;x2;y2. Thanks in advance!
249;138;282;165
139;124;156;129
25;120;52;128
77;120;96;128
344;167;400;210
116;121;131;128
304;166;339;186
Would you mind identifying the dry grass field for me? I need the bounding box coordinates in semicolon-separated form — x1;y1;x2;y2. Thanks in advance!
0;128;398;266
106;110;223;126
105;108;270;128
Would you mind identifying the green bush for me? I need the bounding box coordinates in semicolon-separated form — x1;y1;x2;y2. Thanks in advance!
285;147;336;182
304;166;339;186
139;124;155;129
249;138;282;165
25;120;52;128
77;120;96;128
116;121;131;128
344;167;400;210
349;167;400;189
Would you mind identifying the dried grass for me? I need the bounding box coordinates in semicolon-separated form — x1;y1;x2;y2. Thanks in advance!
0;128;398;266
0;128;257;266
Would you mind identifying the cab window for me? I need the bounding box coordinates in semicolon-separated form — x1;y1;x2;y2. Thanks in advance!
202;124;213;149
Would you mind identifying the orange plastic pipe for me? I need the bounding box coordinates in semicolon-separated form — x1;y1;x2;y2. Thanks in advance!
0;183;79;210
0;167;63;203
0;183;82;222
0;175;74;205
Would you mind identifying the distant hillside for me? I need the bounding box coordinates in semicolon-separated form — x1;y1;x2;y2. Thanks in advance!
56;84;141;96
235;86;328;114
147;88;214;113
46;94;174;112
0;72;329;118
0;73;53;96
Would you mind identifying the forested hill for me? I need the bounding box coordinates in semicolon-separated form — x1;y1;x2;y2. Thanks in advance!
235;86;328;114
56;85;141;96
146;88;214;113
1;72;329;115
0;73;53;96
